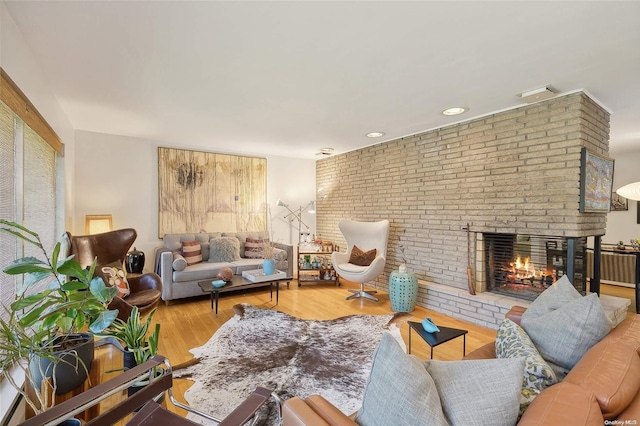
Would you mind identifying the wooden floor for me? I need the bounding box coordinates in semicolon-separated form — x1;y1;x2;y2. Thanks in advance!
94;280;496;421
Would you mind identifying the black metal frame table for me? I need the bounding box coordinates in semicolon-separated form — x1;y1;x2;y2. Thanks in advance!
198;274;292;316
408;321;468;359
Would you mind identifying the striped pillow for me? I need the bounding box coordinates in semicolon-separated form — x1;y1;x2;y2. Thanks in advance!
245;238;269;259
181;240;203;265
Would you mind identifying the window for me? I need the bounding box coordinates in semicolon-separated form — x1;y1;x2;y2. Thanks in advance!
0;101;16;321
0;68;64;425
0;70;63;321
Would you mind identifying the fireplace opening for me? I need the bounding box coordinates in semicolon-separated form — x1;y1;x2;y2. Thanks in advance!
483;233;586;301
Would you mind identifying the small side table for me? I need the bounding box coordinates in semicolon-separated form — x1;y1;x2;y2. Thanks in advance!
408;321;468;359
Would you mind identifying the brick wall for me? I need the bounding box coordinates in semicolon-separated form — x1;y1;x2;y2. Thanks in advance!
316;92;610;322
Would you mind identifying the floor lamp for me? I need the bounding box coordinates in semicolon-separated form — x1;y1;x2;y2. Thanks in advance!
277;199;315;245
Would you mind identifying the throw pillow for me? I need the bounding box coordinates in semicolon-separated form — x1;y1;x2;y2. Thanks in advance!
96;261;130;298
348;245;377;266
244;237;268;259
424;357;525;426
354;333;448;426
163;233;194;251
172;252;187;271
521;291;612;375
496;318;557;415
523;275;581;319
208;237;241;263
273;247;287;261
181;240;203;266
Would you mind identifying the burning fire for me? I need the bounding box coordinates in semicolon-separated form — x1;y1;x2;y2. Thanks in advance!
507;256;550;283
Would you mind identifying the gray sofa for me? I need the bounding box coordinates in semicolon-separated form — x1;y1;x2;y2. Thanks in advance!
155;231;293;303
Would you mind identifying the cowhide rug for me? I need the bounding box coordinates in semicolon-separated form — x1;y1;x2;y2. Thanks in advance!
174;303;409;425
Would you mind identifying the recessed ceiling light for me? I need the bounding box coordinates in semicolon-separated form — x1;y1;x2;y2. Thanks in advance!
442;107;467;116
366;132;385;138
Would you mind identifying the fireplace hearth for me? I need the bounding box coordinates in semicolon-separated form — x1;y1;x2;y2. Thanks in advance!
483;233;586;301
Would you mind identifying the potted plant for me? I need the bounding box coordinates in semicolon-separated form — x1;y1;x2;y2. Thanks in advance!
99;306;161;397
100;306;160;368
262;242;276;275
0;220;119;414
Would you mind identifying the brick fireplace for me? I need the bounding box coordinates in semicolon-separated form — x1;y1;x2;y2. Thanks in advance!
317;91;611;328
480;233;587;301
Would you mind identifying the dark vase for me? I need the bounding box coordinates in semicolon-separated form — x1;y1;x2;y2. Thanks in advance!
126;247;145;273
30;333;94;395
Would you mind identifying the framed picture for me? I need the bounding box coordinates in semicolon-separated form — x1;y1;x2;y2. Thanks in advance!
611;192;628;211
579;148;615;213
637;201;640;225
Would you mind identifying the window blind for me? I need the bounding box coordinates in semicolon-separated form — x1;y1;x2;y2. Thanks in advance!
0;104;58;315
0;101;16;321
22;124;57;295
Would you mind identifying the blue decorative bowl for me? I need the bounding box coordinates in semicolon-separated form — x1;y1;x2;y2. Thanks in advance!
212;280;226;288
421;318;440;333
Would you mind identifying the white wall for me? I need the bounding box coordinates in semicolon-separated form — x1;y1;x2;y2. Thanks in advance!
267;156;319;246
603;148;640;244
0;1;75;232
73;131;316;272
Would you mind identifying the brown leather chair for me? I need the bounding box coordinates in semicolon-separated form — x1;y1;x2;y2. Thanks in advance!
67;228;162;321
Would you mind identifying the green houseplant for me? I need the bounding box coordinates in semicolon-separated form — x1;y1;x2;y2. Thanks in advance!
0;219;119;414
99;306;161;399
101;306;160;368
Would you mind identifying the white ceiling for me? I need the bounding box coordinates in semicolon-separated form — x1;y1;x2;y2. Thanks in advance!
5;1;640;159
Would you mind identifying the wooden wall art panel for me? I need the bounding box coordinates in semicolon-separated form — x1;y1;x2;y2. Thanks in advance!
158;147;266;237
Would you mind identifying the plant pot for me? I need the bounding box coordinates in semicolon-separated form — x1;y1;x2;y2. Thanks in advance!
128;371;166;410
57;419;82;426
122;350;165;406
123;349;137;370
263;258;276;275
30;333;95;395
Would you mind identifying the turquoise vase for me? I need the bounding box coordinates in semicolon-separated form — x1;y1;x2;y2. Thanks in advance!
389;264;418;312
263;258;276;275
